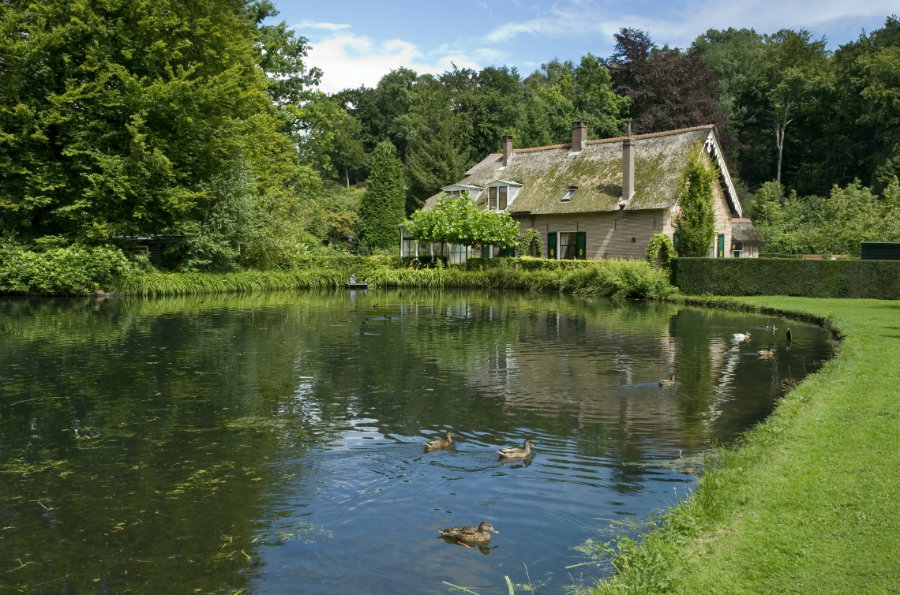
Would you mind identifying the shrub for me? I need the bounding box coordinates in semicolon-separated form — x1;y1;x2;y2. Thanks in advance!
0;242;137;295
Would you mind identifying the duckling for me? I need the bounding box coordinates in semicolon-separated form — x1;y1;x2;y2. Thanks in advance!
425;430;453;451
766;324;778;332
658;374;676;387
498;439;535;459
732;332;751;342
758;348;775;358
439;521;498;546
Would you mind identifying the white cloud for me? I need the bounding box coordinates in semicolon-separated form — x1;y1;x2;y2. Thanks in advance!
295;20;351;31
304;32;484;93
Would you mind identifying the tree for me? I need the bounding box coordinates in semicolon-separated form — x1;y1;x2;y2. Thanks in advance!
761;29;831;186
674;151;717;256
404;193;520;250
356;141;407;253
0;0;299;245
401;76;468;214
607;28;726;135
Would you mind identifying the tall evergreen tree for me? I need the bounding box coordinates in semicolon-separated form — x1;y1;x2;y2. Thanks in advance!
357;141;406;253
674;151;717;257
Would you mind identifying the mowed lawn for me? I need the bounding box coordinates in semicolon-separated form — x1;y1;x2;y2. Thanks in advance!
596;296;900;594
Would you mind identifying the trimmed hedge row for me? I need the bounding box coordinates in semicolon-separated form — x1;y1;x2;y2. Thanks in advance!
672;257;900;299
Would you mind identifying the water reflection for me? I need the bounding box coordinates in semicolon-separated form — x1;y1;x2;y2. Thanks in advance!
0;291;832;594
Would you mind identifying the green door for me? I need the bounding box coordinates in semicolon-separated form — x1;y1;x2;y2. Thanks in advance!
481;244;490;259
576;232;587;260
717;234;725;258
547;232;557;259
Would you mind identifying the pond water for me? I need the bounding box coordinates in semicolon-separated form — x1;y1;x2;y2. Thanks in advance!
0;290;833;594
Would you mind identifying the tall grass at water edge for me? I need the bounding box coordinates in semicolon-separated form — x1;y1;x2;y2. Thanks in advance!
112;257;674;299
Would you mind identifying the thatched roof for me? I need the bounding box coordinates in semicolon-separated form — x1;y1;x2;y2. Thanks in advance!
425;125;741;216
732;218;765;243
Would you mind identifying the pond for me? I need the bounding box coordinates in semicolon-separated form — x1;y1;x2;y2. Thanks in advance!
0;290;834;594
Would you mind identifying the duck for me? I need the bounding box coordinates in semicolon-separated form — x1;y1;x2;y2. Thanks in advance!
758;348;775;358
765;324;778;332
659;374;676;387
425;430;453;451
438;521;498;546
498;439;534;459
732;332;751;342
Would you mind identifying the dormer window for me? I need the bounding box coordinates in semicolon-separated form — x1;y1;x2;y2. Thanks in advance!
488;185;508;210
562;186;577;201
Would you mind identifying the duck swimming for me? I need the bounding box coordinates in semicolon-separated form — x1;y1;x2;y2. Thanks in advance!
732;332;751;342
758;348;775;358
425;430;453;450
498;439;535;459
659;374;676;387
439;521;498;546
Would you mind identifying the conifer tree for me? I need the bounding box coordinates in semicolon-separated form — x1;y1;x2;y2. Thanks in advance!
674;150;717;257
357;141;407;253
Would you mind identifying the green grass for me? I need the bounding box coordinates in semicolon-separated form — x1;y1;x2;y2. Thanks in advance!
594;296;900;594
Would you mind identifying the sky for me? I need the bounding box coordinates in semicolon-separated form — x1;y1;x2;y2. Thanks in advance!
271;0;897;94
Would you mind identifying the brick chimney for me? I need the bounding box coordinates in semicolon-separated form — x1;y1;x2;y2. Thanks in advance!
571;121;587;152
622;121;635;203
502;135;513;166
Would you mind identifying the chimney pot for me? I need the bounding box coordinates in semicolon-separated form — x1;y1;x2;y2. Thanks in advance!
502;135;513;166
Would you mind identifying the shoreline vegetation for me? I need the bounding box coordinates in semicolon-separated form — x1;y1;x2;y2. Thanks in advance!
1;256;897;593
593;296;900;594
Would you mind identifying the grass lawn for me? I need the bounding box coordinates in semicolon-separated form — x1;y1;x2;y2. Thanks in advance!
595;296;900;594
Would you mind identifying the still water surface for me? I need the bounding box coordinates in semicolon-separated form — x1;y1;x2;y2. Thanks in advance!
0;290;833;594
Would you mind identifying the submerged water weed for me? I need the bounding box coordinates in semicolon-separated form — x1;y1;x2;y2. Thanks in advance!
0;456;70;476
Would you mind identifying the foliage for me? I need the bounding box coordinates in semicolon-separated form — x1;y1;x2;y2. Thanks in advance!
517;228;544;257
671;257;900;299
0;0;305;244
607;28;726;136
0;241;139;295
356;141;407;253
673;151;717;257
403;193;520;250
646;233;676;270
750;178;900;257
113;254;675;299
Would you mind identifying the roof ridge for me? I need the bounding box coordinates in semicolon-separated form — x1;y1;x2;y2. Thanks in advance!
487;124;715;156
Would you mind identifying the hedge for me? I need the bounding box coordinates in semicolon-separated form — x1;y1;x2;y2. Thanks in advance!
672;257;900;299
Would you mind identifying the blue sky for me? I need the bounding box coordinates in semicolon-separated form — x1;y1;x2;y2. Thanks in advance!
271;0;897;93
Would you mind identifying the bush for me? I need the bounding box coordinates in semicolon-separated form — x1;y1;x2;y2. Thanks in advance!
672;257;900;299
0;242;138;295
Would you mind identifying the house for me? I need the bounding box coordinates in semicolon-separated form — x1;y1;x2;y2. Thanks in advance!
401;122;762;262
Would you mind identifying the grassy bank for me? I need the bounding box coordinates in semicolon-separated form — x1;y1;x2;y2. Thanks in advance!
594;296;900;594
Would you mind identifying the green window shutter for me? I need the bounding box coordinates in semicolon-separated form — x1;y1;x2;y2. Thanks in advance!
577;232;587;260
547;232;557;259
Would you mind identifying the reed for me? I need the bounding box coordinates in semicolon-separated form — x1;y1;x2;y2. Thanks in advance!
112;257;675;299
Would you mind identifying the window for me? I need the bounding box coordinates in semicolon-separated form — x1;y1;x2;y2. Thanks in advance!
549;231;587;260
732;242;743;258
559;232;579;259
562;186;577;201
446;189;463;198
488;185;508;210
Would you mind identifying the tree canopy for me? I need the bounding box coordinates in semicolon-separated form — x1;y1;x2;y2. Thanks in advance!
403;193;520;249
